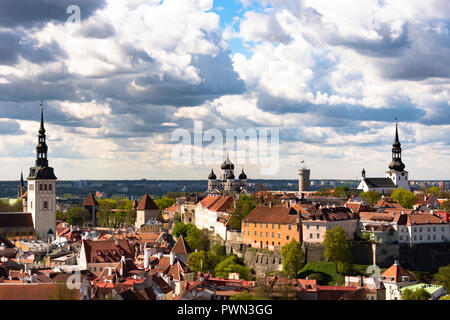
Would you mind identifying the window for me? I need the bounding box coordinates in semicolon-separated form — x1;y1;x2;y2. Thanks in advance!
248;231;250;236
427;235;430;240
427;227;430;232
414;236;417;240
307;225;310;230
44;184;47;191
310;233;312;239
419;227;422;232
419;235;422;240
266;232;268;237
93;267;97;272
316;233;320;239
316;225;319;230
400;236;403;241
278;233;280;239
39;184;43;191
272;224;274;229
44;201;48;209
286;236;290;240
433;235;436;240
254;223;257;228
260;232;262;237
272;233;274;238
49;184;52;191
433;227;436;232
254;231;256;236
266;223;268;229
278;224;280;229
288;225;291;230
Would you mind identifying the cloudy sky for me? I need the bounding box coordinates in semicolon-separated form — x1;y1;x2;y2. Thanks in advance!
0;0;449;181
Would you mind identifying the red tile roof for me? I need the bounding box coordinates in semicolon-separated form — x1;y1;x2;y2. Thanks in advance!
243;206;298;224
381;261;415;283
171;235;192;255
136;194;159;211
0;283;81;300
83;192;99;206
81;239;135;263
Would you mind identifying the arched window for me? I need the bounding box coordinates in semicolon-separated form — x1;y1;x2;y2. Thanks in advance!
44;184;48;191
44;201;48;209
49;184;52;191
39;184;43;191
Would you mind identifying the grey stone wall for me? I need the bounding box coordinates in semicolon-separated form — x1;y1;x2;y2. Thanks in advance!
243;248;283;276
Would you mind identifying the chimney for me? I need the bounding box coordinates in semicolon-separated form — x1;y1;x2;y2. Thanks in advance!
144;249;150;269
115;237;119;247
269;201;273;208
157;251;163;260
170;252;175;266
108;267;112;276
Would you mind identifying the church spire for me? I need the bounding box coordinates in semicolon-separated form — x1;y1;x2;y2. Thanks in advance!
388;122;405;171
20;169;24;187
35;101;49;167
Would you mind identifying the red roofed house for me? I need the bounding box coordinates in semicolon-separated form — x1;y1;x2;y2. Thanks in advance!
78;239;135;276
194;195;234;240
396;212;449;244
241;205;301;250
380;260;416;300
135;194;159;230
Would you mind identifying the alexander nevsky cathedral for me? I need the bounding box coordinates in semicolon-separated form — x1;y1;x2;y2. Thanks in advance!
207;155;248;194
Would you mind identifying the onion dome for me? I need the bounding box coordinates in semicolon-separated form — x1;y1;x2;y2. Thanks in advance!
221;154;234;170
208;169;216;180
239;169;247;180
226;172;235;180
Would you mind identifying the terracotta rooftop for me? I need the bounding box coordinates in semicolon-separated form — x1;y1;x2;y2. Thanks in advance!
243;206;298;224
381;261;415;283
81;239;134;263
171;235;193;255
83;192;99;206
136;194;159;211
0;283;81;300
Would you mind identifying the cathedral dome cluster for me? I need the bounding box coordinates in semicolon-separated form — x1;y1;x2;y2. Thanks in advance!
207;155;248;194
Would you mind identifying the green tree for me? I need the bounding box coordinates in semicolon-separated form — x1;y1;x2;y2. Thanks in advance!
426;187;440;196
391;188;418;209
323;226;353;274
185;224;207;250
280;239;305;278
333;186;350;199
173;222;189;238
401;288;431;300
66;205;90;226
187;250;210;273
214;255;251;280
360;190;382;206
154;196;175;213
434;265;450;292
440;200;450;211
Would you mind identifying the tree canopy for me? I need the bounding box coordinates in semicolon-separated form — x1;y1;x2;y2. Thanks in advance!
323;226;353;274
280;239;305;278
391;188;418;209
360;190;381;206
214;254;251;280
173;222;207;250
434;265;450;292
401;288;431;300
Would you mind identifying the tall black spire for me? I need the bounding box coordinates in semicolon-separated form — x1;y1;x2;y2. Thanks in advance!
36;101;48;167
388;122;405;171
28;101;57;180
20;170;24;187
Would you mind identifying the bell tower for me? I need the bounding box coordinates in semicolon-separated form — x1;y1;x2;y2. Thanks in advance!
27;101;57;241
386;122;409;191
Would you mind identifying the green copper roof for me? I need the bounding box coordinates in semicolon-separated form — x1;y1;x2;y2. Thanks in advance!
399;283;444;295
